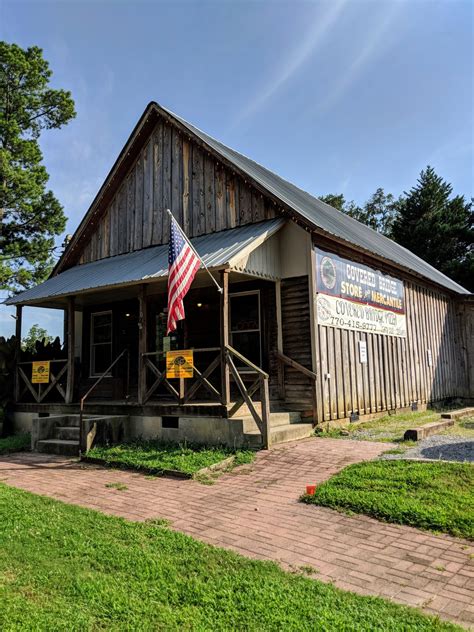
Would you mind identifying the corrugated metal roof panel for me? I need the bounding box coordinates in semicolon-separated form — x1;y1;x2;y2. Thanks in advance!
165;106;469;295
6;218;284;306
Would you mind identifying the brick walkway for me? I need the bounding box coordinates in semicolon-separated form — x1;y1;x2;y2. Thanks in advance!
1;438;473;628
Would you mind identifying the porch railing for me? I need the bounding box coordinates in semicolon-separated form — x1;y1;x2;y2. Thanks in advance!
224;344;270;449
140;344;271;449
16;359;68;403
275;350;317;423
79;348;129;452
141;347;222;405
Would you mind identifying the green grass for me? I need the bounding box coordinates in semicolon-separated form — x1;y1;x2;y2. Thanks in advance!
0;433;30;455
303;460;474;540
0;484;460;631
319;409;474;444
87;439;255;476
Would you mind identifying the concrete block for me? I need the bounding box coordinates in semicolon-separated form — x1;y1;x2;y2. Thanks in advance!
404;419;454;441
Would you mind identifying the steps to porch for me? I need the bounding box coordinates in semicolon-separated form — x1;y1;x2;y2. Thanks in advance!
30;404;314;457
33;414;129;457
235;410;314;448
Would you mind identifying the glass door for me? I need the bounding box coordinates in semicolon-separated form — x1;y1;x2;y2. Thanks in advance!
229;291;261;370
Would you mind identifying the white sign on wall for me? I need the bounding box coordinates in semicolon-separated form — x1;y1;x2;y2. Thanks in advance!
315;248;407;338
359;340;368;363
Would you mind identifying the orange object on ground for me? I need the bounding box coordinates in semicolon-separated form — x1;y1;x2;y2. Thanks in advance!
306;484;316;495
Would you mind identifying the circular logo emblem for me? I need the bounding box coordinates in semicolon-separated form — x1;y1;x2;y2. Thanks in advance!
317;297;331;322
173;355;186;367
320;256;337;290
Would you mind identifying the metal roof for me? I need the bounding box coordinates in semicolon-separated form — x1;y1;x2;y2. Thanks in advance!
164;105;469;295
6;218;284;306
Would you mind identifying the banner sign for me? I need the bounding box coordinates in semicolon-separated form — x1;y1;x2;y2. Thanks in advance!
166;350;194;379
315;248;407;338
32;361;50;384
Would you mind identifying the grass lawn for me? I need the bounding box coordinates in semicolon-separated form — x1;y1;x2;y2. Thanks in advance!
87;439;254;476
0;484;460;631
320;409;474;444
0;433;30;455
302;460;474;540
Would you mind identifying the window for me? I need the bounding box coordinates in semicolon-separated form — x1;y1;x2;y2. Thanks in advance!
230;291;261;370
90;311;112;377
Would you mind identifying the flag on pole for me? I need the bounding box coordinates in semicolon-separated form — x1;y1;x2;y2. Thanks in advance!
167;216;201;334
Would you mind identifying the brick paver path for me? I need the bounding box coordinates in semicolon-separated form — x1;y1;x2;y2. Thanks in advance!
1;438;473;628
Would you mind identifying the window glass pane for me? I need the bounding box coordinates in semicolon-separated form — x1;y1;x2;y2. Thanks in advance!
92;313;112;343
231;331;260;366
230;294;259;332
93;344;112;374
93;313;112;329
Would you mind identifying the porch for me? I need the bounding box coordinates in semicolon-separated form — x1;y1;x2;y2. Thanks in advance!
8;220;317;450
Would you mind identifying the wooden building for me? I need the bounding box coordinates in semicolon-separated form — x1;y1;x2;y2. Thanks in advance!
7;102;473;452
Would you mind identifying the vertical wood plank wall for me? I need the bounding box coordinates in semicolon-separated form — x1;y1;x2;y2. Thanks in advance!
280;277;314;410
78;118;276;264
314;279;470;421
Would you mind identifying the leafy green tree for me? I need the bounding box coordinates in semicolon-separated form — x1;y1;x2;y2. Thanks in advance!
320;189;400;236
0;42;76;292
21;324;53;353
391;166;473;290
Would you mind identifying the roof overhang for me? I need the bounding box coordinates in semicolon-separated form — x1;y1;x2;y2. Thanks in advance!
5;219;285;308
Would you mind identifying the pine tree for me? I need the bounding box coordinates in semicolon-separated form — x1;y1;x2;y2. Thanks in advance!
391;166;473;290
0;42;76;292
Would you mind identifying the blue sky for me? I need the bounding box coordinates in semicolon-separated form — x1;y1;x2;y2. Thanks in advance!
1;0;473;340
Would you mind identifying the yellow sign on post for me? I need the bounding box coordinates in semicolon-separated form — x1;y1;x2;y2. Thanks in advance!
32;361;50;384
166;350;194;379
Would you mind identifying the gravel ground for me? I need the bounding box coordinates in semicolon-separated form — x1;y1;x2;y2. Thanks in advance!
383;434;474;463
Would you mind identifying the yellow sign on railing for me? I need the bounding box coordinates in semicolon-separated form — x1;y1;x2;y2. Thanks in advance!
166;350;194;379
32;361;50;384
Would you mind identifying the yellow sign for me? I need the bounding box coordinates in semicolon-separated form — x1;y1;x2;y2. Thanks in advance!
166;350;194;379
32;361;50;384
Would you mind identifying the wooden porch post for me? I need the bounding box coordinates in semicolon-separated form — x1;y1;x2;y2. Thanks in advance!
14;305;23;402
220;269;230;408
275;279;285;400
138;284;147;405
65;297;75;403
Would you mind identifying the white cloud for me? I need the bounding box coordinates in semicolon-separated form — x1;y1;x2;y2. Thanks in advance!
315;2;404;114
233;0;347;127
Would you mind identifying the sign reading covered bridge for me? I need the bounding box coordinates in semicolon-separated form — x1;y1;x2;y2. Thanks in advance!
315;248;407;338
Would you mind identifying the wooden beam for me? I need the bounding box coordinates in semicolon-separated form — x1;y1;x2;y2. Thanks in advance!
65;297;75;403
220;269;230;407
138;285;147;405
14;305;22;402
260;375;271;449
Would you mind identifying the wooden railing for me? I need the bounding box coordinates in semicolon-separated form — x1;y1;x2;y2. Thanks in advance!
79;348;129;452
140;344;271;449
141;347;222;405
16;359;68;403
275;350;317;423
225;344;271;449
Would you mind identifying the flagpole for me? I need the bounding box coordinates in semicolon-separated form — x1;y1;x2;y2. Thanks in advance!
166;209;223;294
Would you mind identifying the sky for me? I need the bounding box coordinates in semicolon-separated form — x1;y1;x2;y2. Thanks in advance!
1;0;473;340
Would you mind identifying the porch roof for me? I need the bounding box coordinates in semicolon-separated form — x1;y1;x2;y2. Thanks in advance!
5;219;284;307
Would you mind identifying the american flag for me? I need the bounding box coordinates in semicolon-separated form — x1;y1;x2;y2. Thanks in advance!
167;216;201;334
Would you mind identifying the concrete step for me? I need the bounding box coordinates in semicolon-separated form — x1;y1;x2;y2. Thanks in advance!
36;439;80;457
238;411;302;433
244;422;314;448
54;426;80;441
44;414;81;428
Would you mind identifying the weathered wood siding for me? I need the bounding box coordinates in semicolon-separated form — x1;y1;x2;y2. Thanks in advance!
78;118;276;264
315;280;470;421
280;276;314;409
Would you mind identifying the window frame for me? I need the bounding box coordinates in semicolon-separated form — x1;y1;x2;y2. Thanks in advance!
89;310;113;378
229;290;262;371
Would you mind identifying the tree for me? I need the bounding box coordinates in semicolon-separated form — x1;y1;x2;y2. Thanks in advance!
0;42;76;292
391;166;473;291
21;324;53;353
320;189;400;236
